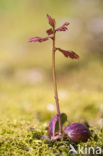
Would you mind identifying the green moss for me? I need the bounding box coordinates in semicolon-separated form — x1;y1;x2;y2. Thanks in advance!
0;120;102;156
0;81;103;155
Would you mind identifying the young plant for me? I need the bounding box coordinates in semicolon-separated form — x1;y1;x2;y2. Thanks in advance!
29;15;90;142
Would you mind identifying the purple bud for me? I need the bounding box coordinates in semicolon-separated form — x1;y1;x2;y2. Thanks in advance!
64;123;90;143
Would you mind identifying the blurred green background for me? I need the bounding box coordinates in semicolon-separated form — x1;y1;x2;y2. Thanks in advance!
0;0;103;124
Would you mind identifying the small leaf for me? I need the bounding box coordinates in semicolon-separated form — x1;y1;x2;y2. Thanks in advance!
64;123;90;143
56;26;68;32
28;36;51;43
63;22;70;26
48;113;67;140
46;28;53;35
56;22;70;32
57;48;79;59
47;14;56;27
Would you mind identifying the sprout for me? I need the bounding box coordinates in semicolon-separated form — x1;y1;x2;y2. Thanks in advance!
28;14;91;142
48;113;67;140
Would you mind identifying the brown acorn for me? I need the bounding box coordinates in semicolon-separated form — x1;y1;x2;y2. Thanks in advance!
64;123;90;143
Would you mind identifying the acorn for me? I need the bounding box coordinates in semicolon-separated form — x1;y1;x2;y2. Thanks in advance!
48;113;67;140
64;123;90;143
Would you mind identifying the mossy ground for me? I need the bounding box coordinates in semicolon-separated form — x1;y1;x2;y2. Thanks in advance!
0;76;103;155
0;119;103;156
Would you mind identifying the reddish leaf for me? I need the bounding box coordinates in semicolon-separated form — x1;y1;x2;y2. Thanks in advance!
28;36;51;43
47;14;55;27
56;26;68;32
63;22;70;26
56;22;70;32
46;28;53;35
57;48;79;59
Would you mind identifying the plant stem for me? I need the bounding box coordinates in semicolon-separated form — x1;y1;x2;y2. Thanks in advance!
52;27;62;136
